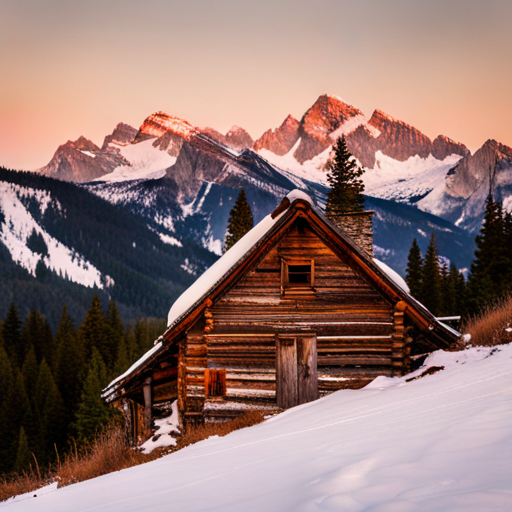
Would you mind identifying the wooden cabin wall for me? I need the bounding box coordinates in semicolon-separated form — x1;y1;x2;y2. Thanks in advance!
181;222;408;425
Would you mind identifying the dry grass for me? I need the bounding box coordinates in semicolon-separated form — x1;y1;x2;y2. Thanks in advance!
1;412;266;502
463;295;512;346
0;471;45;503
173;410;266;451
57;427;158;487
0;427;158;502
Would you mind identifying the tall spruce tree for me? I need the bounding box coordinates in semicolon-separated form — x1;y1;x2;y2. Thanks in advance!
325;136;365;218
468;194;509;312
78;295;112;367
2;303;22;366
405;238;423;299
0;344;17;473
224;189;254;252
74;348;113;444
35;359;66;463
14;427;32;474
421;233;442;316
54;306;84;434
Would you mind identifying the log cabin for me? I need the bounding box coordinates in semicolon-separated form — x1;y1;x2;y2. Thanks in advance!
102;190;460;441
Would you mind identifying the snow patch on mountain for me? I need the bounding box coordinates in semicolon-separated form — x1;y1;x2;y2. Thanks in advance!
158;233;182;247
329;114;368;140
363;152;462;202
96;139;176;183
0;183;109;288
257;139;331;185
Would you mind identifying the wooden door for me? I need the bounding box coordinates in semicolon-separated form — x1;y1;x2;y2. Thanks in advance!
276;334;318;408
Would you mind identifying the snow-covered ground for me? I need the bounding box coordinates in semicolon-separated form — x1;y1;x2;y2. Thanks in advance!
5;344;512;512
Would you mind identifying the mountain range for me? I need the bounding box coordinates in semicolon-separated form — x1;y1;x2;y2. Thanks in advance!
36;93;512;237
3;93;510;322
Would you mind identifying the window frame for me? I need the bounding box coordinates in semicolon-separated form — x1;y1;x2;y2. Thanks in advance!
281;258;315;296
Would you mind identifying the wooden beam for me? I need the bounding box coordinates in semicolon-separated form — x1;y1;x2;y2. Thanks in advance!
143;377;152;434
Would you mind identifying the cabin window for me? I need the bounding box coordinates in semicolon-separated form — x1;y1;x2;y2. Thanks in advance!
281;259;315;295
205;369;226;397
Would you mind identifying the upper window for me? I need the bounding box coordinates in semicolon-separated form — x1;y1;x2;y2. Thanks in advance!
287;264;312;285
282;259;315;296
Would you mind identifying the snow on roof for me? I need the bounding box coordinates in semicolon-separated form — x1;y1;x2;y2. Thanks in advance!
104;341;163;395
166;189;310;327
373;258;410;293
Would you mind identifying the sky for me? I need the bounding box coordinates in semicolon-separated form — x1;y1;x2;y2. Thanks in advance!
1;0;511;170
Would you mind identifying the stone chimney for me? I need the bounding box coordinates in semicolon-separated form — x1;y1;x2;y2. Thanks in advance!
329;211;374;255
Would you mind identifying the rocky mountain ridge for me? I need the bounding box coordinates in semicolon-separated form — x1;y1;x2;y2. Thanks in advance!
34;94;512;243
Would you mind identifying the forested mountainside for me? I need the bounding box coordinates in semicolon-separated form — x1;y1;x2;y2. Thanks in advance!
0;167;216;327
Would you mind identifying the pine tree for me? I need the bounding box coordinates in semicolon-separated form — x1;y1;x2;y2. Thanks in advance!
0;345;17;473
74;348;113;444
325;136;365;218
20;310;54;368
105;301;125;374
421;233;442;316
468;195;508;312
78;295;112;366
405;238;423;299
224;189;254;252
54;306;85;434
14;427;32;474
21;345;39;405
2;303;22;366
35;359;66;462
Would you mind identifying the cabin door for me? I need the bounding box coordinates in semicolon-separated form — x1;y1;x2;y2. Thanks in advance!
276;334;318;408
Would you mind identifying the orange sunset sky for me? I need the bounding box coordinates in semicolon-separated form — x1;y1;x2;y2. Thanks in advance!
1;0;511;170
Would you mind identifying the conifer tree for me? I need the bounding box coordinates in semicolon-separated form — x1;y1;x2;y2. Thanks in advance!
421;233;442;316
325;136;365;218
224;189;254;252
35;359;66;462
14;427;32;474
54;306;84;433
21;345;39;405
0;345;17;473
78;295;112;366
20;310;54;367
405;238;423;299
468;195;509;312
105;301;125;373
2;303;22;366
75;348;113;444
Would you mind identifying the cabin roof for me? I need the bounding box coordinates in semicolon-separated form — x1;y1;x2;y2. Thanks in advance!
103;189;460;401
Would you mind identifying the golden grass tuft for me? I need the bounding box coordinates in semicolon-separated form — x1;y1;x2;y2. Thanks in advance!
57;427;158;487
0;471;44;503
173;410;266;451
463;295;512;346
0;427;158;502
0;411;266;502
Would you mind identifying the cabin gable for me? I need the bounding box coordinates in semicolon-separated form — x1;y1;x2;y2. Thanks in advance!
178;218;405;425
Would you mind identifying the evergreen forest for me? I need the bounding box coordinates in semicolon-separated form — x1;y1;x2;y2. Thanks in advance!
0;296;165;476
405;195;512;319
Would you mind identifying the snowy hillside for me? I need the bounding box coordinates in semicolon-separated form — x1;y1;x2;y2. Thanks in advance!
5;344;512;512
0;182;108;288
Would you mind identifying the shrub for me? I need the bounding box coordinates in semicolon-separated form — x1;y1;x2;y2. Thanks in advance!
462;295;512;346
174;410;265;452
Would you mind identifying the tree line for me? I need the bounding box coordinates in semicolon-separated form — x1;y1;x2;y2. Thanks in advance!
406;194;512;319
0;297;165;475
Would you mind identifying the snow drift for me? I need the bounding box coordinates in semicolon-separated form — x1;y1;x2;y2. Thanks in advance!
4;344;512;512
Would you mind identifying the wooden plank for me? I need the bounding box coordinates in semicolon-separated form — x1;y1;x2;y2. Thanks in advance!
276;336;298;408
142;377;152;434
297;335;318;404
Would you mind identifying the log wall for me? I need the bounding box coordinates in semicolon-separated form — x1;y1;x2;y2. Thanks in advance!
180;222;403;425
